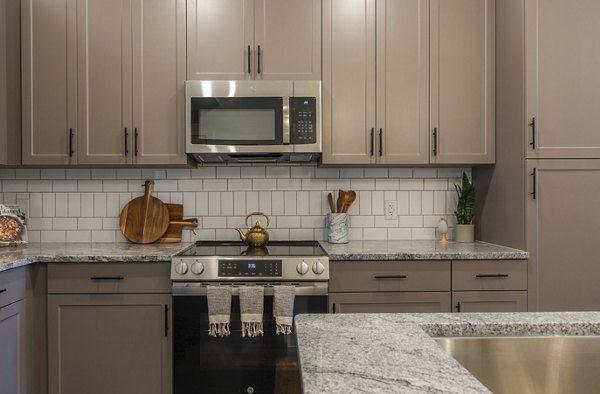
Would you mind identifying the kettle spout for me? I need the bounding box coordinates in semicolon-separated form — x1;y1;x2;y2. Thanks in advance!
235;228;247;243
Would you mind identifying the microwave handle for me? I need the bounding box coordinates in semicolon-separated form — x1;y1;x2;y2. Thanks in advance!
283;96;290;144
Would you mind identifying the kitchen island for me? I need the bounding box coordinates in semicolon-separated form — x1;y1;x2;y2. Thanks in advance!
295;312;600;393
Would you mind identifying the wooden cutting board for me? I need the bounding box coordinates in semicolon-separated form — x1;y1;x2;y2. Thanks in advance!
157;204;198;243
119;180;170;244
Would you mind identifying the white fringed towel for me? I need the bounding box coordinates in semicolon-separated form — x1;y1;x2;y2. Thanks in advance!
273;285;295;335
207;286;232;337
239;286;264;337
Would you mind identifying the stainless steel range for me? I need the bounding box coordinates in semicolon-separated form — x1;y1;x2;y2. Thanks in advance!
171;241;329;394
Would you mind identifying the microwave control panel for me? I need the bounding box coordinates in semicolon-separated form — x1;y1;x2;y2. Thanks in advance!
290;97;317;144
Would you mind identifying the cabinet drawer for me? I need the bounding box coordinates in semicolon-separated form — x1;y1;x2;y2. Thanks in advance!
0;267;26;308
452;260;527;291
453;291;528;312
48;263;171;294
330;261;451;292
329;292;452;313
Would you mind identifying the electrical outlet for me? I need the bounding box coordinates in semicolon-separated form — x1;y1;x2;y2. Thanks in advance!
385;200;397;219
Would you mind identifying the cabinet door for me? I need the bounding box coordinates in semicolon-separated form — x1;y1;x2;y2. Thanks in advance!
48;294;171;394
0;300;25;394
526;0;600;159
453;291;527;312
526;160;600;311
0;0;20;165
21;0;77;165
430;0;495;164
254;0;321;80
131;0;187;165
329;292;451;313
322;0;376;165
376;0;430;165
77;0;132;165
187;0;254;80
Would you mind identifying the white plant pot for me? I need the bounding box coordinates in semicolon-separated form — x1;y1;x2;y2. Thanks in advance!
455;224;475;243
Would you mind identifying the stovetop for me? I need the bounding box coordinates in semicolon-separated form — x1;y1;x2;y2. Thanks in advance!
179;240;327;258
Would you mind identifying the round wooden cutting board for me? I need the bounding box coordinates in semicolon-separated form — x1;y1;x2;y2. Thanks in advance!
119;180;170;244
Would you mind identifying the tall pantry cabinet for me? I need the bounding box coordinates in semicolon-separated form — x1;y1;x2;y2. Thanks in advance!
21;0;187;165
322;0;494;165
474;0;600;311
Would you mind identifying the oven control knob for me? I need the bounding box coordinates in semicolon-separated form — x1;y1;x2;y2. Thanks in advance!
296;261;309;275
174;262;188;275
312;261;325;275
191;262;205;275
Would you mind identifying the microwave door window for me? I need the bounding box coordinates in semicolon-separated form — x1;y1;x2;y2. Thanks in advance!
191;97;283;145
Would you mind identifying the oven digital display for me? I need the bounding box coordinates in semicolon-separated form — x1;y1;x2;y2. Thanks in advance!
218;260;282;277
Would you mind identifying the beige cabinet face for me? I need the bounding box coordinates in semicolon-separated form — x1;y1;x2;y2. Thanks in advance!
21;0;77;165
48;294;171;394
0;301;25;394
76;0;132;165
187;0;254;80
453;291;527;312
254;0;321;80
322;0;376;165
430;0;495;164
132;0;187;165
526;160;600;311
329;292;452;313
526;0;600;159
376;0;430;165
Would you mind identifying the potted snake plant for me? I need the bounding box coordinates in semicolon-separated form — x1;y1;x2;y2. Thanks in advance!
454;172;475;243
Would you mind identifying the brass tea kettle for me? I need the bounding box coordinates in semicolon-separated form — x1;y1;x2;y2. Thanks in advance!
235;212;270;248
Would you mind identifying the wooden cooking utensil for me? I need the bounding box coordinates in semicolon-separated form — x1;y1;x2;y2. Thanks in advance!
328;192;336;213
119;180;170;244
340;190;357;213
336;190;346;214
157;203;198;243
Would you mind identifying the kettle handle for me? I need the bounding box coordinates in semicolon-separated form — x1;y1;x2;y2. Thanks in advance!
245;212;270;228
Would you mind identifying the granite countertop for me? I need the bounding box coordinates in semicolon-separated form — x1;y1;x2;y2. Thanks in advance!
0;242;193;273
295;312;600;394
320;240;528;261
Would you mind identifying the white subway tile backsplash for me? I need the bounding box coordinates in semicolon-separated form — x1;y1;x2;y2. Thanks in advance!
4;165;466;242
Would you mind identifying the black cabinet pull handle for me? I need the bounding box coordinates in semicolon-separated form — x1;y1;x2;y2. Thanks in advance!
373;275;407;279
378;128;383;156
69;128;74;157
164;304;169;337
134;128;139;156
90;277;124;281
475;274;509;279
530;168;537;200
332;304;336;313
456;302;461;312
247;45;251;74
257;45;261;74
529;117;536;149
0;288;6;294
370;128;374;156
124;128;129;156
432;128;438;156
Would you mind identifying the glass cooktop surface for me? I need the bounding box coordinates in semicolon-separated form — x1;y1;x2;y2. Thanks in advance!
180;241;326;257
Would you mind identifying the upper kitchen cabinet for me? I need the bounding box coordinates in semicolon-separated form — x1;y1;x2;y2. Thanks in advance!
525;0;600;159
322;0;494;166
22;0;187;166
187;0;321;81
0;0;20;166
429;0;495;165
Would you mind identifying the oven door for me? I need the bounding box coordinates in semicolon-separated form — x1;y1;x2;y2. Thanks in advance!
173;291;327;394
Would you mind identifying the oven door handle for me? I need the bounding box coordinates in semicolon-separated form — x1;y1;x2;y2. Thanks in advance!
172;282;329;297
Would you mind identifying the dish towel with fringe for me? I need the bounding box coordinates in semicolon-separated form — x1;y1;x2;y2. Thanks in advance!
239;286;264;337
207;286;232;337
273;285;295;335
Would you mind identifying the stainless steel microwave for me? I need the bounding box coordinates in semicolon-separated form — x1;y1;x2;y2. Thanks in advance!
185;80;321;163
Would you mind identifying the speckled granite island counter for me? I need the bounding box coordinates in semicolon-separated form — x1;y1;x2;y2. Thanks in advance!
295;312;600;394
0;242;193;272
320;240;528;260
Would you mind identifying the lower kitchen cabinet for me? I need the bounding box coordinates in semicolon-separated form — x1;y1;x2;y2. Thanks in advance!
330;292;451;313
0;300;25;394
48;294;172;394
452;291;527;313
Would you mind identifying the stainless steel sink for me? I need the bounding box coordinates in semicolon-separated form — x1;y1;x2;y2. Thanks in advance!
435;336;600;394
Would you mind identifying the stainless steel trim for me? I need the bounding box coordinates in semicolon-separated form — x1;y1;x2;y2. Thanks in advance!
172;281;328;296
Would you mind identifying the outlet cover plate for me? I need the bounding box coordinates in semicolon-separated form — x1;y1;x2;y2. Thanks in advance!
385;200;397;219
